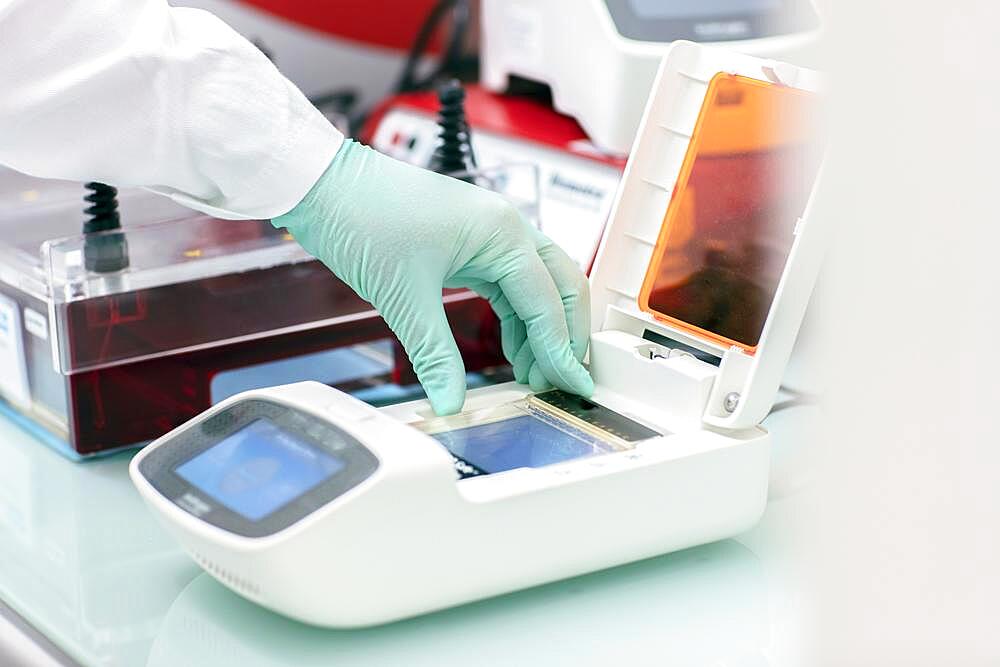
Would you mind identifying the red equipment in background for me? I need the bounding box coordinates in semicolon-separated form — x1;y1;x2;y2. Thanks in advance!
176;0;480;116
234;0;452;51
363;85;625;169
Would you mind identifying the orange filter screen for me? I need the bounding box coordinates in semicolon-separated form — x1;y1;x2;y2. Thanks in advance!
638;73;822;352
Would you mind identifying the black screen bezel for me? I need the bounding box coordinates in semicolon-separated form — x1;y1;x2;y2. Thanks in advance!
603;0;819;43
137;399;379;538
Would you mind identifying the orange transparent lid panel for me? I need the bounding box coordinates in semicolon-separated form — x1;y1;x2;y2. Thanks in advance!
638;73;822;353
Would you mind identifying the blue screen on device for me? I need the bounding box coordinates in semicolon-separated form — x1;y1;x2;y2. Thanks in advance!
175;419;344;521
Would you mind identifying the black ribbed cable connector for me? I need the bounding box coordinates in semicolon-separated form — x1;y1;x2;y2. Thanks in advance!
83;181;129;273
430;80;476;182
82;182;120;233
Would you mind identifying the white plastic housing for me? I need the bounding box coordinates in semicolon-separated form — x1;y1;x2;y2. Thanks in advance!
480;0;819;155
131;381;768;627
588;41;826;431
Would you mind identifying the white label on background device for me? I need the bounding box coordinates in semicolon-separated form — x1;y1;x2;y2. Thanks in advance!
0;295;30;407
23;308;48;341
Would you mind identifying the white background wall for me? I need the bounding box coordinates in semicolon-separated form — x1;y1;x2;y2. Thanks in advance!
798;1;1000;663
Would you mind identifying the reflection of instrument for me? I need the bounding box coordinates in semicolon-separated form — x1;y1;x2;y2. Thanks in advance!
481;0;821;154
131;42;827;627
145;541;768;666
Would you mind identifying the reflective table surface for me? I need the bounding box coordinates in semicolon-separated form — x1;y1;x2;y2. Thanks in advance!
0;396;819;667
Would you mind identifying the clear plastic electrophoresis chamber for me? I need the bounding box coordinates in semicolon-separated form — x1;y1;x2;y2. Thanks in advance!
0;177;505;458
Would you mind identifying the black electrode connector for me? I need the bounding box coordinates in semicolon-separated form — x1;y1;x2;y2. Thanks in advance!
83;181;129;273
430;80;476;182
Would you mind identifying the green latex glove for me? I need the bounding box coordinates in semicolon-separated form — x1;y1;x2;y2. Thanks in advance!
273;140;593;415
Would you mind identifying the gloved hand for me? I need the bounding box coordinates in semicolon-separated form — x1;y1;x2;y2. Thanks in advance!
273;140;593;415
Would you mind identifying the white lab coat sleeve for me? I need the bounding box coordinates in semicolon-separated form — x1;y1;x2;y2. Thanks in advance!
0;0;344;220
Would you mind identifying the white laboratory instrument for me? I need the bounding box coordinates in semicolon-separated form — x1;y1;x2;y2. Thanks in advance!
481;0;820;154
130;42;827;628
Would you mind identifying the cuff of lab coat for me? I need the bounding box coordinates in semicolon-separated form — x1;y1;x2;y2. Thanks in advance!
254;113;346;220
149;102;345;221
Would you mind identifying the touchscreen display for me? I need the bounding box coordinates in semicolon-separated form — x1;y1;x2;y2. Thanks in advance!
432;415;602;474
175;419;344;521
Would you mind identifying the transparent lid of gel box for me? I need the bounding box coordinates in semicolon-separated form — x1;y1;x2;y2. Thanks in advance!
588;41;827;430
0;175;376;374
0;164;542;377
